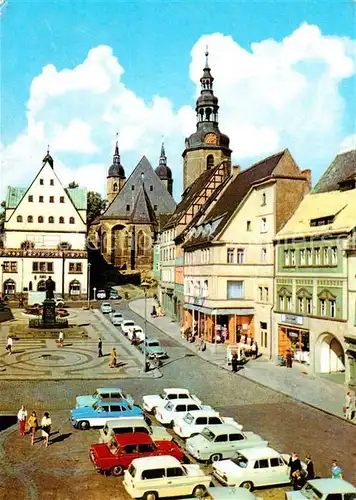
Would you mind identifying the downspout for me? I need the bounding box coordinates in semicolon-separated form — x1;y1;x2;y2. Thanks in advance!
270;240;276;361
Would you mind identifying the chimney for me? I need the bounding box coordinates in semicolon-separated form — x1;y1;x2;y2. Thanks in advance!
301;169;312;188
232;164;240;177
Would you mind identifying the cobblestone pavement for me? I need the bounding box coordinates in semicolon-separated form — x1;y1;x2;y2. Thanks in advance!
0;307;155;380
0;301;355;499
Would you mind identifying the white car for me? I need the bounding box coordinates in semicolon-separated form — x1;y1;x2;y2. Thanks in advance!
173;411;242;439
123;455;211;500
212;446;303;490
96;289;106;299
142;388;202;414
121;320;135;335
98;417;172;444
286;479;356;500
110;312;124;326
204;486;258;499
155;400;213;427
186;425;268;463
127;326;144;342
100;302;112;314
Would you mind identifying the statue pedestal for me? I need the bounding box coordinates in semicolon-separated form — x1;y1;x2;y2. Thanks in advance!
42;299;56;326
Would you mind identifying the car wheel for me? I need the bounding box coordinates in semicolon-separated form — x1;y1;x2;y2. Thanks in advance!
79;420;90;430
143;492;158;500
240;481;253;491
210;453;222;463
192;485;207;498
111;465;123;476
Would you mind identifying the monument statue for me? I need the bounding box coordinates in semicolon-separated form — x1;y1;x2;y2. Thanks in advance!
45;277;55;300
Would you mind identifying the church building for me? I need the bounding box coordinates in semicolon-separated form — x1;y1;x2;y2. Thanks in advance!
90;142;176;272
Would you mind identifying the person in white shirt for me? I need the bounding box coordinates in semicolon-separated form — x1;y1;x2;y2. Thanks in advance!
41;412;52;447
58;331;64;347
344;391;354;421
6;336;13;355
17;405;28;436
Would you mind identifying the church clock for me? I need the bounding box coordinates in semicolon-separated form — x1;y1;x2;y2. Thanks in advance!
204;133;218;145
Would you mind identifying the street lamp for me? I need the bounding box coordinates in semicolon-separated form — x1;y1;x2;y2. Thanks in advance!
87;262;92;309
141;280;150;372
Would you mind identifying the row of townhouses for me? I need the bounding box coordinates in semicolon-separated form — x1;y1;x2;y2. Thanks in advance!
156;51;356;391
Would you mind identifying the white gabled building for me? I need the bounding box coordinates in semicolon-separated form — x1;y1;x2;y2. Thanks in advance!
0;151;88;299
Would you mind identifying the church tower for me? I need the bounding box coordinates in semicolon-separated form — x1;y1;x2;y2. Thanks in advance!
107;140;125;205
155;142;173;195
183;49;231;191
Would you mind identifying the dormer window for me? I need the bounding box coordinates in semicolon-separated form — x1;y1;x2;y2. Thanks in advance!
310;215;335;227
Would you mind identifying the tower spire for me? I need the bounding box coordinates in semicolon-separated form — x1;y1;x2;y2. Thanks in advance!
159;141;167;165
196;48;219;125
205;45;209;68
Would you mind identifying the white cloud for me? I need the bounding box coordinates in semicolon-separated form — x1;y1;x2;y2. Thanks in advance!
1;24;355;200
340;133;356;151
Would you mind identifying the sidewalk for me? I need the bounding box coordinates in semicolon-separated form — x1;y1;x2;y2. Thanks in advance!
130;298;354;423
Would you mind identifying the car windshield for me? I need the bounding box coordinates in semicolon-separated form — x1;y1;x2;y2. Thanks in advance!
201;428;216;442
125;322;134;326
231;454;248;468
159;391;168;399
128;464;136;478
109;439;118;455
183;413;194;424
92;402;100;410
300;483;323;499
165;401;174;411
92;391;99;398
149;342;160;347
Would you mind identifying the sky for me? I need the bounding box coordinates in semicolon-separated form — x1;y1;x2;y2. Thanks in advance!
1;0;356;200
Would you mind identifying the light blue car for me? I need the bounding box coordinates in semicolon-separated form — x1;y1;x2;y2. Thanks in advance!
71;400;143;430
75;387;134;408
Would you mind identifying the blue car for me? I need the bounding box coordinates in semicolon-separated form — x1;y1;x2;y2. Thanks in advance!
75;387;134;408
70;400;143;430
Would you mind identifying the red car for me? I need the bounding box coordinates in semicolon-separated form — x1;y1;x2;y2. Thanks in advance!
89;432;185;476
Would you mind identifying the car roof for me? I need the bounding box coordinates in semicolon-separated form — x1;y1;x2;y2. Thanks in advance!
308;479;356;493
131;455;180;469
123;320;135;323
163;388;190;394
204;424;242;433
96;400;128;407
112;312;123;315
206;486;256;499
234;446;281;460
104;417;146;427
96;388;124;393
114;432;153;446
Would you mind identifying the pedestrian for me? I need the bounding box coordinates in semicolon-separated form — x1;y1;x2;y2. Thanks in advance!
17;405;28;436
344;391;354;421
98;337;103;358
151;306;157;318
6;335;13;355
292;469;306;490
109;347;117;368
251;340;257;359
28;411;38;446
286;349;293;368
330;460;343;479
288;452;302;479
58;331;64;347
231;352;238;373
41;412;51;447
305;455;315;479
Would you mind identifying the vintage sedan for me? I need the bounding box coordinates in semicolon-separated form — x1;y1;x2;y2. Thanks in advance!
90;433;184;476
212;446;303;490
70;400;143;430
100;302;112;314
75;387;134;408
286;479;356;500
155;400;213;427
186;424;268;463
142;388;202;414
139;338;168;359
173;411;242;439
121;320;136;336
123;455;211;499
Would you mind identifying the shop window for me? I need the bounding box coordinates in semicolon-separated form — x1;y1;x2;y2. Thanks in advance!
69;280;81;295
314;248;320;265
17;215;23;222
227;281;244;299
237;248;245;264
300;249;306;265
331;246;338;265
227;248;235;264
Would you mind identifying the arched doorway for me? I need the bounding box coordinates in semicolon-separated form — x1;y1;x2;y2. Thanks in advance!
3;279;16;295
315;333;345;373
37;280;46;291
110;224;126;267
69;280;81;296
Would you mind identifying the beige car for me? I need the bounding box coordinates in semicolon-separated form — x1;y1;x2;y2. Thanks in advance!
98;417;172;444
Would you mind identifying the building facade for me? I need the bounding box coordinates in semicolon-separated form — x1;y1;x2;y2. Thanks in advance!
0;152;88;299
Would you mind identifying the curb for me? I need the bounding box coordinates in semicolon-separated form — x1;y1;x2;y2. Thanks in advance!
129;300;355;426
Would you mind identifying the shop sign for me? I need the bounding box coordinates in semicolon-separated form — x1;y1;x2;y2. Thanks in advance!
281;314;303;325
287;331;299;338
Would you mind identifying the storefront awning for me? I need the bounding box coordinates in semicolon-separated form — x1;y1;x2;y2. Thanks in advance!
184;303;254;315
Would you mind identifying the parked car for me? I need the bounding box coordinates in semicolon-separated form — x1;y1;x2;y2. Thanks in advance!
123;455;211;499
70;400;143;430
55;297;65;308
212;446;304;490
139;338;168;359
111;312;124;326
121;320;136;336
90;433;184;476
155;400;214;427
98;417;172;444
173;411;242;439
75;387;134;408
100;302;112;314
203;486;258;499
143;388;202;414
186;425;268;463
109;289;121;300
128;326;144;342
96;289;106;299
285;479;356;500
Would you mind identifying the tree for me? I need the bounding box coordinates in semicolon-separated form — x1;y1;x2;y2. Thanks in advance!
0;200;6;225
87;191;106;225
68;181;79;189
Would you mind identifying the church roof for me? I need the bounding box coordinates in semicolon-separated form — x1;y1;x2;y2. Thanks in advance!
313;148;356;193
102;155;176;219
130;184;157;224
65;187;87;210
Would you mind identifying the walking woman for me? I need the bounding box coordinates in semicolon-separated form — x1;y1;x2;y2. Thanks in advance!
28;411;38;446
109;347;117;368
17;405;27;436
41;412;52;447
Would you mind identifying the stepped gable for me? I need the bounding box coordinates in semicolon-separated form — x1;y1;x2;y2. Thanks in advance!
314;148;356;193
103;156;176;219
